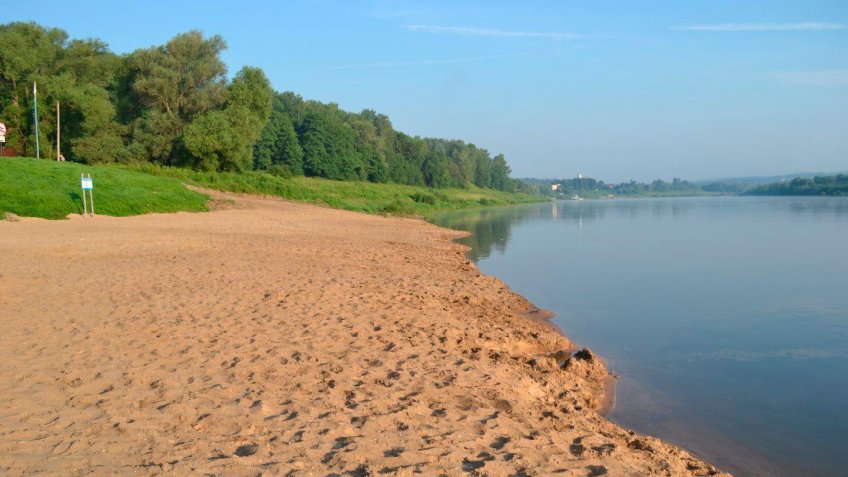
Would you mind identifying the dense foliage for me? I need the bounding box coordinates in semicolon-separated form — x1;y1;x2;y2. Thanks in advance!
0;22;523;192
253;93;523;191
745;175;848;196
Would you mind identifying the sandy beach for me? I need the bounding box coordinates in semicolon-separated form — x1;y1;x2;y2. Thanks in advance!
0;192;727;476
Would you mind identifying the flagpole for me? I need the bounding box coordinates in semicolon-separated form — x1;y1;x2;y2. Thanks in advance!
56;100;60;161
34;82;40;159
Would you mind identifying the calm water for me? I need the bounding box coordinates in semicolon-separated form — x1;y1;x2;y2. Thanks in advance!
431;197;848;477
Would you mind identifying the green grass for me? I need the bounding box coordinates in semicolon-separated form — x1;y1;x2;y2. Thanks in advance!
125;163;545;217
1;157;545;220
0;157;209;219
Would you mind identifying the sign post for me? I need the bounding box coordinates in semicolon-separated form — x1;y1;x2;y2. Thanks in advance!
81;174;94;217
0;122;6;157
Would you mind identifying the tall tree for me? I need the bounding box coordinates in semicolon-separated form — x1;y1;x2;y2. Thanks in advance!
422;149;451;188
128;31;227;164
490;154;511;191
299;109;361;180
254;110;303;175
183;66;272;171
0;22;66;156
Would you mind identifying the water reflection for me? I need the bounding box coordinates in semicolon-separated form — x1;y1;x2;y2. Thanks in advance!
434;197;848;255
433;205;536;261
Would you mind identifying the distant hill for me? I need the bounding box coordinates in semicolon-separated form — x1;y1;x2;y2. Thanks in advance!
693;171;848;186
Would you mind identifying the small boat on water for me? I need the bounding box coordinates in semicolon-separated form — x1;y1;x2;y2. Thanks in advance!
570;195;584;201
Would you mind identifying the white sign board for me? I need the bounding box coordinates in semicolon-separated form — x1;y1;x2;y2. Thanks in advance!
0;123;6;136
0;135;5;143
81;177;93;190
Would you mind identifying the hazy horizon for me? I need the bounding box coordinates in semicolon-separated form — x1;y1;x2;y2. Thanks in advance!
6;0;846;182
519;168;848;183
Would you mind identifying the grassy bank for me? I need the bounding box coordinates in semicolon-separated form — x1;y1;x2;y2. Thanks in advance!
0;158;209;219
126;163;545;216
1;158;545;220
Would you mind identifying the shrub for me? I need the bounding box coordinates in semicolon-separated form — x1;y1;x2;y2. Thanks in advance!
410;191;437;205
267;164;292;178
380;198;415;215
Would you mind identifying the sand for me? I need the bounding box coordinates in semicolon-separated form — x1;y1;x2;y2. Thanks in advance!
0;192;728;476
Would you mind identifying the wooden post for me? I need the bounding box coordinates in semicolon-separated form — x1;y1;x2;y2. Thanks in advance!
34;82;40;159
81;173;88;217
88;173;95;216
56;101;60;161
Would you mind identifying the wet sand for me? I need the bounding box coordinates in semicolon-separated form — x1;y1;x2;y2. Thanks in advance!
0;192;727;476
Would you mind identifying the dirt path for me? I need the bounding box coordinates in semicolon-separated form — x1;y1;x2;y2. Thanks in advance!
0;193;726;476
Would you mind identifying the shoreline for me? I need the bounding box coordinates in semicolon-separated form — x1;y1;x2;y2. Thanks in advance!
516;305;619;417
0;191;728;476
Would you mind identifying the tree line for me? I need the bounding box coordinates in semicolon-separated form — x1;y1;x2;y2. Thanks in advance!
745;175;848;196
254;92;519;191
0;22;523;192
535;176;704;197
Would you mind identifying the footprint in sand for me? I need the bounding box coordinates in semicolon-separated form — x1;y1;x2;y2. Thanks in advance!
383;447;404;457
234;443;258;457
490;436;510;450
586;464;608;476
462;452;495;472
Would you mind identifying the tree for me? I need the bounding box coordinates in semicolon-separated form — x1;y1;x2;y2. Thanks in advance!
128;31;227;164
473;151;492;188
130;31;226;121
254;110;303;175
390;133;427;186
300;110;360;180
0;22;66;156
182;110;236;171
276;91;306;129
58;38;119;88
490;154;511;191
182;67;272;172
226;66;272;133
422;149;451;188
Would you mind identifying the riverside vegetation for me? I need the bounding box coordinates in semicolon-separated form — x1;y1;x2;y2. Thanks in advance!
530;173;848;198
0;21;547;220
0;22;528;194
2;21;837;223
0;157;542;219
745;174;848;196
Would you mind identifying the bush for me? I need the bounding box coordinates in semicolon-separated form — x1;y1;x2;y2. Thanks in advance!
267;164;292;178
410;191;437;205
380;198;415;215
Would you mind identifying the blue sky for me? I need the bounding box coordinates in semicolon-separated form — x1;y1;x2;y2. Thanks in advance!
4;0;847;181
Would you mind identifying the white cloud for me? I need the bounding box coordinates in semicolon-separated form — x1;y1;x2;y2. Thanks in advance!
770;70;848;86
673;22;846;32
405;24;588;40
314;51;551;72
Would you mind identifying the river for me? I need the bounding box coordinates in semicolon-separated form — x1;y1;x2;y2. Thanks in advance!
431;196;848;477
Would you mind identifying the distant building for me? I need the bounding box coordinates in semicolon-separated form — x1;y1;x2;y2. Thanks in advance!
577;173;584;179
552;184;560;191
